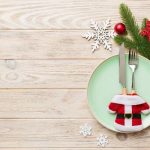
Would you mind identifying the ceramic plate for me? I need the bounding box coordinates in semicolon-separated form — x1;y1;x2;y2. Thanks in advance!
87;55;150;132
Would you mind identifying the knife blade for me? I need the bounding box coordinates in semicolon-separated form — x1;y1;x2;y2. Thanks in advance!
119;43;127;94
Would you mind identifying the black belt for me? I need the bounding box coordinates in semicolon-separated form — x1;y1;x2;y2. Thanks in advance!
117;113;141;119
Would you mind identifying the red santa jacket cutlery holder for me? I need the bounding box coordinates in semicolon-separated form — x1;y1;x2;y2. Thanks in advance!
108;94;150;132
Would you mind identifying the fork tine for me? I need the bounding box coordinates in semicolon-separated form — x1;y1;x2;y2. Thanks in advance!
133;50;135;61
135;51;137;61
131;49;134;62
130;50;133;61
133;50;136;61
133;50;135;60
129;49;131;62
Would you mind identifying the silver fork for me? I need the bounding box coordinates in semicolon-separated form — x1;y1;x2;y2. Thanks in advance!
128;49;139;92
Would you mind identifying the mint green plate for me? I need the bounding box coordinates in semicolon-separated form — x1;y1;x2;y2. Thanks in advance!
87;55;150;132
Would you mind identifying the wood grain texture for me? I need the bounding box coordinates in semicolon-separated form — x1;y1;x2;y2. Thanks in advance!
0;59;101;88
0;0;150;29
0;30;118;59
0;147;149;150
0;0;149;149
0;89;92;119
0;119;148;148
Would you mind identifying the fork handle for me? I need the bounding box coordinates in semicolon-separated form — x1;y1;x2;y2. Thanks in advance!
131;71;135;93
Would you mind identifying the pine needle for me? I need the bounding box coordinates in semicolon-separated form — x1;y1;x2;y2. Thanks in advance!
141;18;147;29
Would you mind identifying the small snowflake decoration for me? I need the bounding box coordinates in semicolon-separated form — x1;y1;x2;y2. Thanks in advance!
79;123;92;137
97;134;109;147
82;19;116;52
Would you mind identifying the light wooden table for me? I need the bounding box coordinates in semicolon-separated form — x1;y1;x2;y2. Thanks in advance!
0;0;149;149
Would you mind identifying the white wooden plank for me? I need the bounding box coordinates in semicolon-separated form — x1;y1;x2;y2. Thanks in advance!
0;148;148;150
0;89;92;119
0;0;149;149
0;0;149;29
0;59;101;88
0;119;148;148
0;147;149;150
0;30;118;59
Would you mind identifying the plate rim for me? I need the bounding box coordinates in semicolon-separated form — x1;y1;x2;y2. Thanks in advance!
87;54;150;132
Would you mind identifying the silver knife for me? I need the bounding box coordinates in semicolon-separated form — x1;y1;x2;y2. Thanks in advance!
119;43;127;95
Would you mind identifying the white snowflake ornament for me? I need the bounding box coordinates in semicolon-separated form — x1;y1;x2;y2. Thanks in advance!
97;134;109;147
82;19;116;52
79;123;92;137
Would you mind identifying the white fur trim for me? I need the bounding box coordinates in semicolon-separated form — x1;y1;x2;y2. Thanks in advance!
125;106;132;127
111;95;145;105
108;109;116;113
125;105;132;113
141;109;150;115
114;123;143;132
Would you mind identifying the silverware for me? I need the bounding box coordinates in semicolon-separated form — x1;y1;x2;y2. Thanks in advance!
119;43;127;94
128;49;139;92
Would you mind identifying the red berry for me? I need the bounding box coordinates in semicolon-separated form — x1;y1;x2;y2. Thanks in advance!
114;23;126;35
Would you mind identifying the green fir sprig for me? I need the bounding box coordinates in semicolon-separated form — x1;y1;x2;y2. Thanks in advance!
114;3;150;59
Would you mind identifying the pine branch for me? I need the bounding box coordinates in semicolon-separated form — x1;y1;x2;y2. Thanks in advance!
120;3;141;44
114;36;137;49
137;37;150;59
114;36;150;59
114;3;150;60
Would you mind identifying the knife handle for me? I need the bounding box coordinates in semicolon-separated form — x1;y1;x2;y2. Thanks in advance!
122;88;127;95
